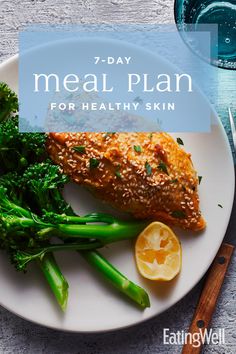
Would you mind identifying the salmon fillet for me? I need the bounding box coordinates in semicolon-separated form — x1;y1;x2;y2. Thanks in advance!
47;132;206;231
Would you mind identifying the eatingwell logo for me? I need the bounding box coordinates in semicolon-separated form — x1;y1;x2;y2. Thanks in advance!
163;328;226;348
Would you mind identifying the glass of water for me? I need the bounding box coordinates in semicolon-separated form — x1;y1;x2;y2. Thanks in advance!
174;0;236;69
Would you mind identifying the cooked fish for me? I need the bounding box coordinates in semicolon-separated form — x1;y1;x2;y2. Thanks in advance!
47;132;206;231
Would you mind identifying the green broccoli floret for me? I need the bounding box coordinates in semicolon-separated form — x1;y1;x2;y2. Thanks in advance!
0;182;40;256
0;177;50;245
20;132;46;158
0;172;24;205
0;83;46;173
0;116;20;171
0;82;18;122
0;180;60;271
0;230;35;258
23;160;68;193
0;185;53;261
0;115;47;173
0;185;25;217
12;250;46;272
22;160;72;214
0;114;18;139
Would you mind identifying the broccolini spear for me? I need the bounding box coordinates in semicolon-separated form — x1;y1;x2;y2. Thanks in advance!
0;173;70;311
39;253;68;311
21;162;72;311
0;194;147;246
20;161;147;245
81;251;150;309
0;160;146;246
13;240;103;271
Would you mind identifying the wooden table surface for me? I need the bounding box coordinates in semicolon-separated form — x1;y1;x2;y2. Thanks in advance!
0;1;235;353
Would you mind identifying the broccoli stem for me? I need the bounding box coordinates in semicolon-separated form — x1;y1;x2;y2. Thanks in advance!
57;220;147;244
80;250;150;309
2;215;50;230
4;200;32;219
38;253;69;312
39;240;102;253
16;240;103;267
37;192;51;213
7;214;147;245
48;213;116;224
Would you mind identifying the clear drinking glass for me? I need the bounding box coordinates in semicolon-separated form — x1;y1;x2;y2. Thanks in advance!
174;0;236;69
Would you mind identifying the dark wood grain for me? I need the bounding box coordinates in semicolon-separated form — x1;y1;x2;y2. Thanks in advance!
182;243;234;354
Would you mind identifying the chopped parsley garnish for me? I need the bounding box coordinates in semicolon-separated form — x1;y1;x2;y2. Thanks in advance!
115;170;121;178
198;176;202;185
90;158;100;169
104;132;116;139
115;165;122;178
171;210;186;219
171;178;178;184
218;204;223;208
73;146;86;154
177;137;184;145
134;145;142;153
148;133;153;139
145;161;152;176
158;162;169;175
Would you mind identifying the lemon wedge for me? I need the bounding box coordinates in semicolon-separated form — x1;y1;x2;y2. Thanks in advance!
135;222;182;281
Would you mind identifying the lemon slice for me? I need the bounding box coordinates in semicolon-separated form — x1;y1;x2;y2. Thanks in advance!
135;222;182;281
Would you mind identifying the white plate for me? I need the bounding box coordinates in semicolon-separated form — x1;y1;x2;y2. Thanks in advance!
0;54;234;333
